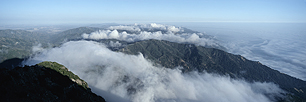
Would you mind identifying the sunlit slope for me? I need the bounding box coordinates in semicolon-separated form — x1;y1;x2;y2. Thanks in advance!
0;37;31;63
0;30;45;62
37;61;89;89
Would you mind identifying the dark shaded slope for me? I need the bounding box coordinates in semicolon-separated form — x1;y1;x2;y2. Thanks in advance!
0;58;23;69
119;39;306;101
0;63;105;102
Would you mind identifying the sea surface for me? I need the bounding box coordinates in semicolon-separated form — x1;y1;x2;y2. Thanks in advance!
166;22;306;80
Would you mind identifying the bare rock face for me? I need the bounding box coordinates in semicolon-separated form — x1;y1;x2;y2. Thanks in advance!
0;63;105;102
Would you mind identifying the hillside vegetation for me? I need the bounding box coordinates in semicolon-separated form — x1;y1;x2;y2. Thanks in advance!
1;25;306;101
37;61;89;89
120;39;306;101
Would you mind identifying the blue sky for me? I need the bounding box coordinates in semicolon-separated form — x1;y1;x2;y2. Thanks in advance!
1;0;306;25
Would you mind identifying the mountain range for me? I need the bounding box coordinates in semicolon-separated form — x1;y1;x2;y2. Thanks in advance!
0;24;305;102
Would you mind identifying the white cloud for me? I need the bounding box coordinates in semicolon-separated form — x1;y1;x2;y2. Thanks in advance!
82;29;219;48
194;22;306;81
108;41;122;48
82;23;222;49
223;38;306;80
107;23;183;33
148;23;181;32
32;43;44;53
23;41;285;102
108;25;141;32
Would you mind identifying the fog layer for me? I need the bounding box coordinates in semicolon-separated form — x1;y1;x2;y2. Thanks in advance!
169;22;306;80
24;40;284;102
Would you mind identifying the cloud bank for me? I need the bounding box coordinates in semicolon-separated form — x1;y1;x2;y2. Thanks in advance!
82;23;221;48
108;23;183;33
175;22;306;81
198;22;306;81
224;38;306;81
24;41;284;102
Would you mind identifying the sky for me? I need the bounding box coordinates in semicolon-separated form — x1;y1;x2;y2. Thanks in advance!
1;0;306;25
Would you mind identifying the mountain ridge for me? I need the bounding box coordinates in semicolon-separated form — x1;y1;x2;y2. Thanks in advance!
0;61;106;102
119;39;306;101
1;25;306;101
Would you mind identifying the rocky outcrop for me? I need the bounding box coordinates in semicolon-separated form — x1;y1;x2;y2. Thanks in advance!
0;63;105;102
37;61;89;89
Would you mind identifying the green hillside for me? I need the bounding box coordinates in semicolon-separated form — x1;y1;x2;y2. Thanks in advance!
37;61;89;89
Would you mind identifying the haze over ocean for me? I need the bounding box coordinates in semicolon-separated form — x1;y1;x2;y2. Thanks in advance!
166;22;306;80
